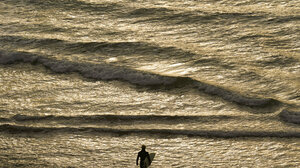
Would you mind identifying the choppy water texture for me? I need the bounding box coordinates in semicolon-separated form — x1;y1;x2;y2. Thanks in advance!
0;0;299;167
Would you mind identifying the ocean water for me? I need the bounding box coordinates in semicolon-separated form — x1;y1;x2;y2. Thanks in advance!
0;0;299;167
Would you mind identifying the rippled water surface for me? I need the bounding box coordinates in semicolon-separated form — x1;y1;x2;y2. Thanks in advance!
0;0;299;167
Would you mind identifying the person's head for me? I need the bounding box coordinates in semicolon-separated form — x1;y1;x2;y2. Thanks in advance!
141;145;146;150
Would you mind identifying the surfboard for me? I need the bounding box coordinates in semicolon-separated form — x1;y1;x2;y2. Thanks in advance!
144;153;155;168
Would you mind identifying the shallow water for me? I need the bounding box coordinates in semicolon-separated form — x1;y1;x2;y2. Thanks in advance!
0;0;299;167
1;134;300;167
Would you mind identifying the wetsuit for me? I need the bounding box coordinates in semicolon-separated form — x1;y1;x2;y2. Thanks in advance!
136;149;151;168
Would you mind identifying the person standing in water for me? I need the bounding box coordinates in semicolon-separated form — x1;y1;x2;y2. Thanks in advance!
136;145;151;168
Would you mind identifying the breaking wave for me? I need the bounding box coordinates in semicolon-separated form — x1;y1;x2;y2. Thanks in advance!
0;50;280;107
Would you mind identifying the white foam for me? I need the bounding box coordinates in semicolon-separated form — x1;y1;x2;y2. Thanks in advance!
105;57;118;63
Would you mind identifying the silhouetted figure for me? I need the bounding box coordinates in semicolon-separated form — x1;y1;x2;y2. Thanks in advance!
136;145;151;168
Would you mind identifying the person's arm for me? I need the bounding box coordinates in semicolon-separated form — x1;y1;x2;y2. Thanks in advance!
136;153;139;165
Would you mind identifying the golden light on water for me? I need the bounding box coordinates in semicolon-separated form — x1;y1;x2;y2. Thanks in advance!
0;0;299;167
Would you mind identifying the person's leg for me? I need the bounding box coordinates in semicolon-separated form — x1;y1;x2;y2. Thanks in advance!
140;161;145;168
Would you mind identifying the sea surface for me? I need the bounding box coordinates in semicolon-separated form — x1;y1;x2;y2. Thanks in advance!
0;0;299;167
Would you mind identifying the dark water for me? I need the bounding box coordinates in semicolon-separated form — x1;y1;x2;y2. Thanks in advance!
0;0;299;167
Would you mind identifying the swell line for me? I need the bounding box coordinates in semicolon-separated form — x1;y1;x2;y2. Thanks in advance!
6;114;275;124
1;124;299;138
0;50;280;108
3;109;297;125
0;35;194;60
2;0;122;15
